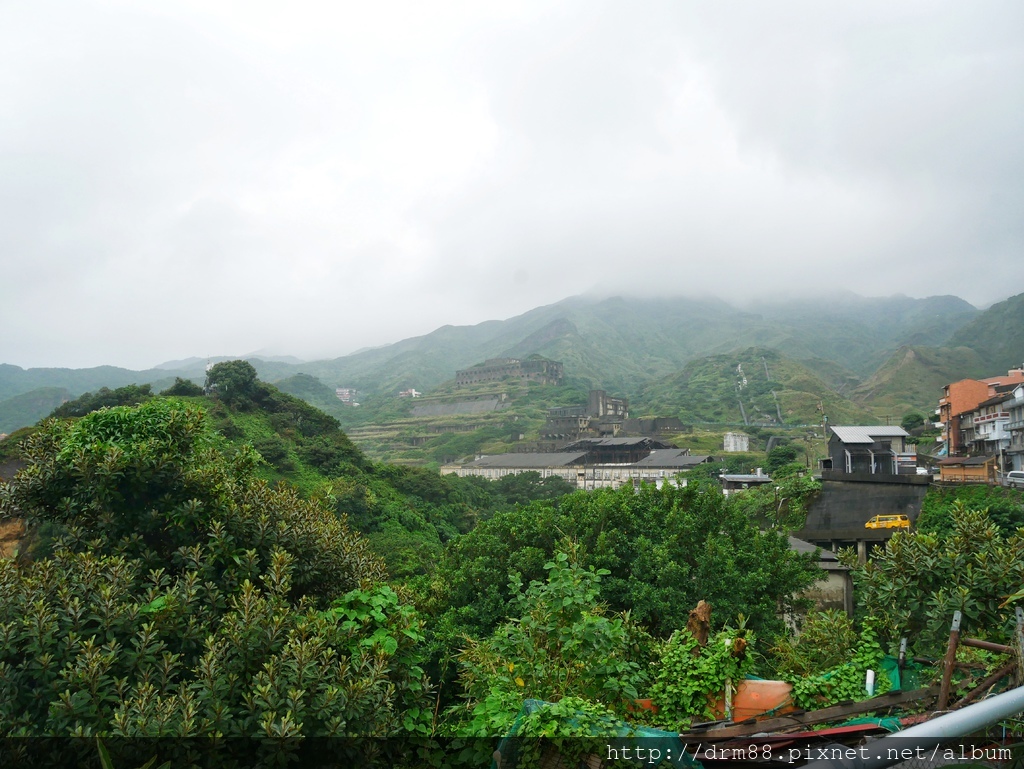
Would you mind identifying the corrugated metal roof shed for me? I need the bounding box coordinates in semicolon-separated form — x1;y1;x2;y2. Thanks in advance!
722;473;774;483
788;536;840;562
829;425;909;444
938;455;995;466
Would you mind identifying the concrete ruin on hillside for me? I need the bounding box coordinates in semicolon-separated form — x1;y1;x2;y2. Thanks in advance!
455;356;563;387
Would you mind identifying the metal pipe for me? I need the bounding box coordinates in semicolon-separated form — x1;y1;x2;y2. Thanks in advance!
802;684;1024;769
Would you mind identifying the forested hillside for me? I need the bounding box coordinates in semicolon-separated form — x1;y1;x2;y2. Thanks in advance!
947;291;1024;372
2;363;1022;762
0;386;69;433
8;363;572;579
280;292;981;399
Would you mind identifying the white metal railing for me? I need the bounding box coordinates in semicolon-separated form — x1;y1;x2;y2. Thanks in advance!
973;412;1009;424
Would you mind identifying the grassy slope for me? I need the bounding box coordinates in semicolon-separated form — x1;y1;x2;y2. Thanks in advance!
636;348;878;427
849;345;990;418
9;383;491;581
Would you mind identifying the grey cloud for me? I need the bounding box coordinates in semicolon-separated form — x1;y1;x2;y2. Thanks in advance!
1;1;1022;369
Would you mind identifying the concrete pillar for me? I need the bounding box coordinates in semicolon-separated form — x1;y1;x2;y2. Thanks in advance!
857;539;867;565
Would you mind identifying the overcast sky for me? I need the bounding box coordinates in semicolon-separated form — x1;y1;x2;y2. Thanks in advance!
2;1;1023;370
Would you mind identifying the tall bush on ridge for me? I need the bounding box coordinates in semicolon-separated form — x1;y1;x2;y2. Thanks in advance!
0;400;430;741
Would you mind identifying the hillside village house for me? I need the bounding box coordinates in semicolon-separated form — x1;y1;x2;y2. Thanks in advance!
1007;385;1024;472
820;425;916;476
965;390;1014;459
938;367;1024;456
720;469;774;495
938;455;999;484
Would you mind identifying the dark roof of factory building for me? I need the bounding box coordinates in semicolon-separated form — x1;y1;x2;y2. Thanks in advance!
465;452;588;468
559;436;673;451
631;450;712;468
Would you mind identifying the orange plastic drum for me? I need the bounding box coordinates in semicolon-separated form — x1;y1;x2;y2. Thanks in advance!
711;679;795;720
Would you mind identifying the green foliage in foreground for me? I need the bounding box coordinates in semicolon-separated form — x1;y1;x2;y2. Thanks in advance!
0;400;431;739
451;550;652;737
430;481;822;649
648;628;755;728
506;698;638;768
787;620;891;710
850;504;1024;656
771;609;858;678
917;483;1024;536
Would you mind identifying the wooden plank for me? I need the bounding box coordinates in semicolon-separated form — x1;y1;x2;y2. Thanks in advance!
679;686;939;742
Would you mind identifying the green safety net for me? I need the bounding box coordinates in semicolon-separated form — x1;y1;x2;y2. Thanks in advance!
492;699;702;769
879;654;925;692
835;716;904;733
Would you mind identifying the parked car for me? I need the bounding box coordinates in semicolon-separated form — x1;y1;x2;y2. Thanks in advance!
865;514;911;529
1005;470;1024;489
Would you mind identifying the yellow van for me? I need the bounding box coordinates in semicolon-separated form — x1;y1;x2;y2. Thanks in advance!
865;514;910;530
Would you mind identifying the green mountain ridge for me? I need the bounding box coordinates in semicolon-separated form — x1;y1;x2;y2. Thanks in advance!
3;290;1020;440
252;292;985;400
947;292;1024;372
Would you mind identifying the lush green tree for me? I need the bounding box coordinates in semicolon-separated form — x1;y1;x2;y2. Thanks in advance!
850;503;1024;655
0;400;433;746
204;360;260;409
900;412;926;432
159;377;204;397
493;471;576;508
916;485;1024;536
3;399;387;599
770;609;857;677
450;548;652;737
49;384;153;419
765;443;799;474
430;482;821;647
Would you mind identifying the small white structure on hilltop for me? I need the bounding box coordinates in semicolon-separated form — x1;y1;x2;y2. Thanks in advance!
723;432;750;452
